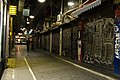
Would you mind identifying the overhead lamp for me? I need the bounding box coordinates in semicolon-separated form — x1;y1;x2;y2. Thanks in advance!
27;18;29;21
15;36;19;38
18;33;22;35
38;0;45;3
20;28;26;31
29;15;34;19
68;2;74;6
27;22;30;24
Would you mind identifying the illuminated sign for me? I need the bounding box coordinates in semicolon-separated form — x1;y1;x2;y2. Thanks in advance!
22;9;30;16
9;5;17;15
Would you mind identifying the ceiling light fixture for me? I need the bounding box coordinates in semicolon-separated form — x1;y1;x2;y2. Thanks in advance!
29;15;34;19
27;22;30;24
38;0;45;3
68;2;74;6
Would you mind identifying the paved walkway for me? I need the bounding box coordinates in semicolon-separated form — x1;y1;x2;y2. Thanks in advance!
1;45;120;80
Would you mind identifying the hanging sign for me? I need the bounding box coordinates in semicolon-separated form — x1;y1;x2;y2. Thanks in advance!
9;5;17;15
22;9;30;16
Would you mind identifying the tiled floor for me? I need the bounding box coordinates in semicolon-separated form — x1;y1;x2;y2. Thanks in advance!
1;45;120;80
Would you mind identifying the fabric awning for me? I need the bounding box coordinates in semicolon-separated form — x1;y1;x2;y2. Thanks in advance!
71;0;102;17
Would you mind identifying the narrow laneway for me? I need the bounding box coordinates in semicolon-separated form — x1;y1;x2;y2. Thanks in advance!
5;45;116;80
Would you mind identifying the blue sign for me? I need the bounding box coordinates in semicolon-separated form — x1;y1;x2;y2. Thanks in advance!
114;20;120;74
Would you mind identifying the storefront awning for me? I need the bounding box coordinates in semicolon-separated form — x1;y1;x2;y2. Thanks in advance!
71;0;102;17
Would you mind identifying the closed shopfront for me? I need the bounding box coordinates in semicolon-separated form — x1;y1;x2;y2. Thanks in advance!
71;22;79;60
39;34;42;49
62;24;72;58
44;33;50;51
52;29;60;54
82;3;114;69
41;34;45;50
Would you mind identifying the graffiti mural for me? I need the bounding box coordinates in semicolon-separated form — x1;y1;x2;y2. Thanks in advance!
83;18;114;68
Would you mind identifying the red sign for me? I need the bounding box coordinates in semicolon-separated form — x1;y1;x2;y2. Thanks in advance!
115;6;120;17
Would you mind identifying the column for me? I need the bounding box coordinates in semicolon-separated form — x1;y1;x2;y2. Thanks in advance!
50;32;52;53
59;28;62;56
9;17;13;55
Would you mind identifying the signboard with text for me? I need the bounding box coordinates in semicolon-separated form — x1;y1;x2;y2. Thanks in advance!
114;19;120;74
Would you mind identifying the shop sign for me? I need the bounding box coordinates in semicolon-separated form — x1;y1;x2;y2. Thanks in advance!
115;6;120;17
114;19;120;74
22;9;30;16
115;24;120;59
9;5;17;15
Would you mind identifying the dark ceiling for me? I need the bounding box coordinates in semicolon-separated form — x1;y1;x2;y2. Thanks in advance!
10;0;80;33
21;0;61;31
